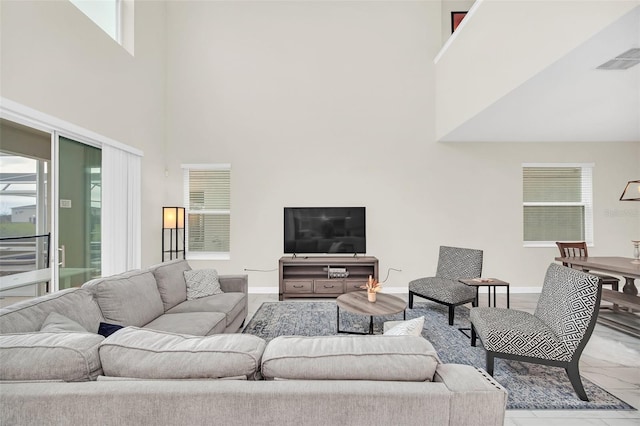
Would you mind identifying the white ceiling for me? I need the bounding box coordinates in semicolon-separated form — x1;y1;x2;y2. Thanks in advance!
441;6;640;143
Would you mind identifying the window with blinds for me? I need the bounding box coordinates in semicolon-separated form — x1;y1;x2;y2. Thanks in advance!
522;164;594;247
182;164;231;259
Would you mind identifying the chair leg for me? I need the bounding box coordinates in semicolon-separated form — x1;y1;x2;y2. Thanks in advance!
448;306;454;325
470;325;477;347
566;362;589;401
408;292;414;309
486;351;495;375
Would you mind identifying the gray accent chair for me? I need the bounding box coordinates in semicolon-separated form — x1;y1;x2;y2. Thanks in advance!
470;263;601;401
408;246;483;325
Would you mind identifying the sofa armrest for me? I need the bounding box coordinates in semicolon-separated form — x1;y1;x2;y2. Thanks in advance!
434;364;507;426
218;275;248;294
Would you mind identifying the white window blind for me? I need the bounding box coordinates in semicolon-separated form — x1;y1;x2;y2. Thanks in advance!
522;163;594;247
182;164;231;260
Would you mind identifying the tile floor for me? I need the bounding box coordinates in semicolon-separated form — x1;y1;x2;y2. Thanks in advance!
245;292;640;426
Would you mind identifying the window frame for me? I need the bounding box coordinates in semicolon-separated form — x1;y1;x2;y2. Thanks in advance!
522;162;594;248
182;163;231;261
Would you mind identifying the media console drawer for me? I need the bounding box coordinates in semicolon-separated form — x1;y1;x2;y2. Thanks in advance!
314;279;344;294
284;280;313;293
345;279;368;292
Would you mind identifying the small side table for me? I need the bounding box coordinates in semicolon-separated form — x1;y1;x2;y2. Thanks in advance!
459;278;510;308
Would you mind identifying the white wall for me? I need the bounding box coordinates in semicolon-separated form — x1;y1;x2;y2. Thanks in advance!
1;1;638;292
164;1;639;291
0;0;167;268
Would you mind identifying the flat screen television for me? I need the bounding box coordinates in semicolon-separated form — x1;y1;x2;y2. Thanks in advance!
284;207;366;254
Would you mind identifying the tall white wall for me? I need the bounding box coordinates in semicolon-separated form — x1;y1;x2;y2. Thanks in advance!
1;1;637;291
164;1;639;291
0;0;167;268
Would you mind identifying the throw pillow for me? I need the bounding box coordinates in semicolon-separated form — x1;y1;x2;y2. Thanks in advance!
384;316;425;336
98;322;124;338
40;312;88;333
184;269;223;300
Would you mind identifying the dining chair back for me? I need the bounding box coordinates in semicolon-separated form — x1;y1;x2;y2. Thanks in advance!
556;241;589;259
555;241;619;292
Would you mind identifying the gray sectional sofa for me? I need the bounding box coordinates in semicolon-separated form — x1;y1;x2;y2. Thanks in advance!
0;259;508;426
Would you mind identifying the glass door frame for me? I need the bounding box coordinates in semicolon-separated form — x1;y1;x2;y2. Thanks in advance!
51;131;102;292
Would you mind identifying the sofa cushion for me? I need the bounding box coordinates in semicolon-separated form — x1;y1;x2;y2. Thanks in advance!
83;270;164;327
261;335;440;381
99;327;266;380
184;269;223;300
0;288;104;334
40;312;87;333
143;312;226;336
149;259;191;311
167;292;245;328
0;332;104;382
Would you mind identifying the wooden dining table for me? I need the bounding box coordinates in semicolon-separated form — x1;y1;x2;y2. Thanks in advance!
555;256;640;295
555;256;640;338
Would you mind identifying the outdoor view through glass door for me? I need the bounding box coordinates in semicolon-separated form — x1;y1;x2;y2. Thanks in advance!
57;137;101;290
0;119;50;300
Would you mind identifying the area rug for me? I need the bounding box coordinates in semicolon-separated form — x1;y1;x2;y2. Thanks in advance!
242;300;635;410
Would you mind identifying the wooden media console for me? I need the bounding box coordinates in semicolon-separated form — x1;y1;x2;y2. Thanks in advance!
278;256;378;301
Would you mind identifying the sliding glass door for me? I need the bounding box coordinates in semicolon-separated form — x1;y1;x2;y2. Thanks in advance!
1;102;141;297
56;136;101;290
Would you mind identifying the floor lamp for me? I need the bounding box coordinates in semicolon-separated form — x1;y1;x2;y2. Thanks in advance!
162;207;185;261
619;180;640;264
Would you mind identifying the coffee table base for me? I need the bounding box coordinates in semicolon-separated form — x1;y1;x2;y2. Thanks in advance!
336;306;406;335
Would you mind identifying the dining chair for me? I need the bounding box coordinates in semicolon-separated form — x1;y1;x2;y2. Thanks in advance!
408;246;482;325
470;263;602;401
556;242;619;312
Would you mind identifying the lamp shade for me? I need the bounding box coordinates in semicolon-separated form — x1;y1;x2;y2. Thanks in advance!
163;207;185;229
620;180;640;201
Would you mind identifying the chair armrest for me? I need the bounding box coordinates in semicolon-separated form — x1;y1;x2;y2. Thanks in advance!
219;275;248;293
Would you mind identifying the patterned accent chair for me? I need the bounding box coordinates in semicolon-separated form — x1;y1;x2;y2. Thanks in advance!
470;263;601;401
408;246;483;325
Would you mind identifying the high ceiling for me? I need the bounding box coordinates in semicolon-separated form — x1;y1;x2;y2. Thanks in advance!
440;6;640;143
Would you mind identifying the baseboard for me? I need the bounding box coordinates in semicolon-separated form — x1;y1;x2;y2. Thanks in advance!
249;287;279;294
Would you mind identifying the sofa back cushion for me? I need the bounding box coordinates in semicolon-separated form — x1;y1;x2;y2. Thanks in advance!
0;288;104;334
261;335;440;381
149;259;191;311
83;270;164;327
0;332;104;382
99;327;266;380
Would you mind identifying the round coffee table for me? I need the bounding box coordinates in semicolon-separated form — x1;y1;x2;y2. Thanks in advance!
336;292;407;334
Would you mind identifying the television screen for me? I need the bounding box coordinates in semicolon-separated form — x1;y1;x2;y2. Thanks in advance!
284;207;366;254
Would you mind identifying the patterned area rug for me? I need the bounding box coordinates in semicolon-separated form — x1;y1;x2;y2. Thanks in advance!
242;300;635;410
